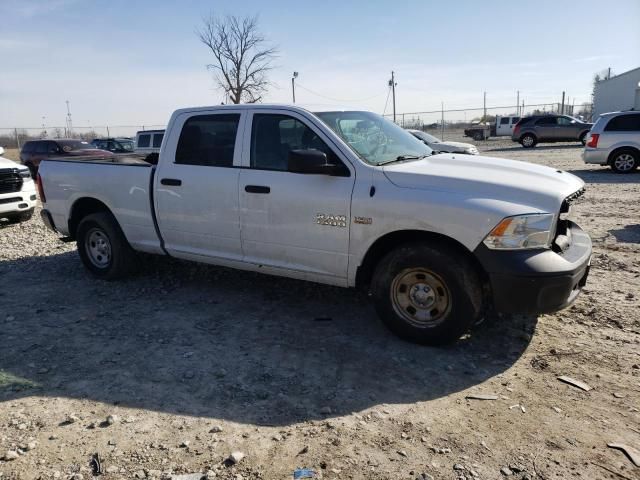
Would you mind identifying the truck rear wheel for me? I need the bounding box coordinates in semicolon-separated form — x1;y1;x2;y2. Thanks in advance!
371;243;483;345
77;212;137;279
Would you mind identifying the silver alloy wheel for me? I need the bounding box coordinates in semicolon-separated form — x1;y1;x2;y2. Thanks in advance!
614;153;636;172
390;268;452;328
522;135;534;147
85;228;112;268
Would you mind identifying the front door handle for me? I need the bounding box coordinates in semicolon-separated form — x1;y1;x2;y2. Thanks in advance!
160;178;182;186
245;185;270;194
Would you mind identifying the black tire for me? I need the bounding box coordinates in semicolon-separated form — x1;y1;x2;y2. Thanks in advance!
7;208;34;223
579;131;588;146
76;212;137;279
472;131;484;141
609;148;638;174
25;163;37;178
371;243;483;346
520;133;537;148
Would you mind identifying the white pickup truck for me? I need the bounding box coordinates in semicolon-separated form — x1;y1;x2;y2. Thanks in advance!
38;105;592;345
0;146;37;222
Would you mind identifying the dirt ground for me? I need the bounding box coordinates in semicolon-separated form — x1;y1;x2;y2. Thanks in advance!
0;138;639;480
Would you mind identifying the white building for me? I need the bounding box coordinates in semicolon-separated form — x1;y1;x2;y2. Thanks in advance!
593;66;640;119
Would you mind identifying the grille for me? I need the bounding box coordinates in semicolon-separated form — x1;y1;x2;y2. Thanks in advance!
0;169;23;194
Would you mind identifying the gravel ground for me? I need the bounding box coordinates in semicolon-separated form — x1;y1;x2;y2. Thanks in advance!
0;139;639;480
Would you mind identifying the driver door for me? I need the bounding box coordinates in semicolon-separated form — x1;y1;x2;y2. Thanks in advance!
238;110;355;281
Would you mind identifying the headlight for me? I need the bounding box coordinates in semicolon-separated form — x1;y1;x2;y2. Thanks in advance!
483;213;555;250
19;170;31;179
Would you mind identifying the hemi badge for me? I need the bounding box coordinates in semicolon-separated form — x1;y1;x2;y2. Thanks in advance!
354;216;372;225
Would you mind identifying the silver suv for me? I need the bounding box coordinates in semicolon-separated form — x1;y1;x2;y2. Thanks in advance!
583;111;640;173
512;114;592;148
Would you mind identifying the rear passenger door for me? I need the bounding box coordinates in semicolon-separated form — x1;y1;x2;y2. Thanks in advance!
154;110;246;261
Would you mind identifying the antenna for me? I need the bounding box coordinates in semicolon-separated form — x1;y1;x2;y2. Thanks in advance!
65;100;73;137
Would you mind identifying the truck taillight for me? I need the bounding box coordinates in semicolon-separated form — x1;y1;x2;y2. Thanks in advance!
586;133;599;148
36;173;46;202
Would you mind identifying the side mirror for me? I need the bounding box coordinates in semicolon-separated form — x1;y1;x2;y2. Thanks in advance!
288;149;348;176
0;146;5;156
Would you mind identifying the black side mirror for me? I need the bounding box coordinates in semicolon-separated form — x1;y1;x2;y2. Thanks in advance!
288;149;348;176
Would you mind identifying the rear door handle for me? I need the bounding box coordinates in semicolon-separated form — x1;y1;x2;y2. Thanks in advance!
245;185;270;194
160;178;182;186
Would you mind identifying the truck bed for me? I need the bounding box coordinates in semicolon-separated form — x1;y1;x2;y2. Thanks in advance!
39;157;163;255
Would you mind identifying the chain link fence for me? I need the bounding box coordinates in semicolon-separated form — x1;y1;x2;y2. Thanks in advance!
384;102;593;141
0;125;166;149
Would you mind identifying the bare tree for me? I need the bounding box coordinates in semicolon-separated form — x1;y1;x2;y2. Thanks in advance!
197;14;277;104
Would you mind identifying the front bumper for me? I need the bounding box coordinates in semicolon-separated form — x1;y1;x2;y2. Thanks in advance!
474;221;592;314
0;181;37;215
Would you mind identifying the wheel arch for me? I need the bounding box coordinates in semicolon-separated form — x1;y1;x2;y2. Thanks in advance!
607;145;640;165
355;229;488;289
68;197;114;239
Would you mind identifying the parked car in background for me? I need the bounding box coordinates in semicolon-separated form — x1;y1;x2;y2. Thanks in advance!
19;139;111;176
38;104;591;346
463;115;520;141
135;130;164;163
408;129;478;155
0;146;37;223
512;115;592;148
91;137;135;153
583;111;640;173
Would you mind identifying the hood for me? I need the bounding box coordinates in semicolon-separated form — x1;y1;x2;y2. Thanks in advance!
432;141;476;152
0;156;28;171
382;153;584;213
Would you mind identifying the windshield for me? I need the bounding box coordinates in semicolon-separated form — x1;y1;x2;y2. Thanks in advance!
314;111;432;165
116;140;134;151
411;130;440;144
58;140;96;152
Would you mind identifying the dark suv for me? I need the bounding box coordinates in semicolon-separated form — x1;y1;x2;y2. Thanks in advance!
512;115;592;148
20;139;111;176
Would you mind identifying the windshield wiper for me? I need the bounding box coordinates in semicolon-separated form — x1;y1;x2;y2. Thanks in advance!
378;154;429;166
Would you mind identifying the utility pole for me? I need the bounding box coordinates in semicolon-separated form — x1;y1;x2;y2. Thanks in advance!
561;91;565;114
483;91;487;122
441;102;445;139
65;100;73;137
389;71;397;123
292;72;298;103
516;90;520;116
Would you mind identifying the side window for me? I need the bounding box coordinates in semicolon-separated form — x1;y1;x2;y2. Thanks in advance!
604;114;640;132
22;142;34;153
152;133;164;148
500;117;509;125
47;141;60;153
511;117;520;124
34;142;48;154
557;117;573;126
536;117;557;126
251;114;341;171
137;134;151;148
175;114;240;167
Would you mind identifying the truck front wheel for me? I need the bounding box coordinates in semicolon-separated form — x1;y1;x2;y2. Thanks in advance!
77;212;137;279
371;244;483;345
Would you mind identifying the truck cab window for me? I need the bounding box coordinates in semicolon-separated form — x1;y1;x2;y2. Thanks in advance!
137;134;151;148
175;114;240;167
153;133;164;148
251;114;341;171
500;117;509;125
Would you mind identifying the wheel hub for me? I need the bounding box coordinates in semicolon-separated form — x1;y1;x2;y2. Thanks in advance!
390;268;452;328
86;228;112;268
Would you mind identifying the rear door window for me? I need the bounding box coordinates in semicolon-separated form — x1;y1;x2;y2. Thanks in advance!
22;142;35;153
604;114;640;131
511;117;520;124
500;118;509;125
175;114;240;167
137;134;151;148
152;133;164;148
34;142;48;154
536;117;557;126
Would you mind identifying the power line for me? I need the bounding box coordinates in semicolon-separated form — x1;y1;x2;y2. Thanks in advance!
295;83;387;103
